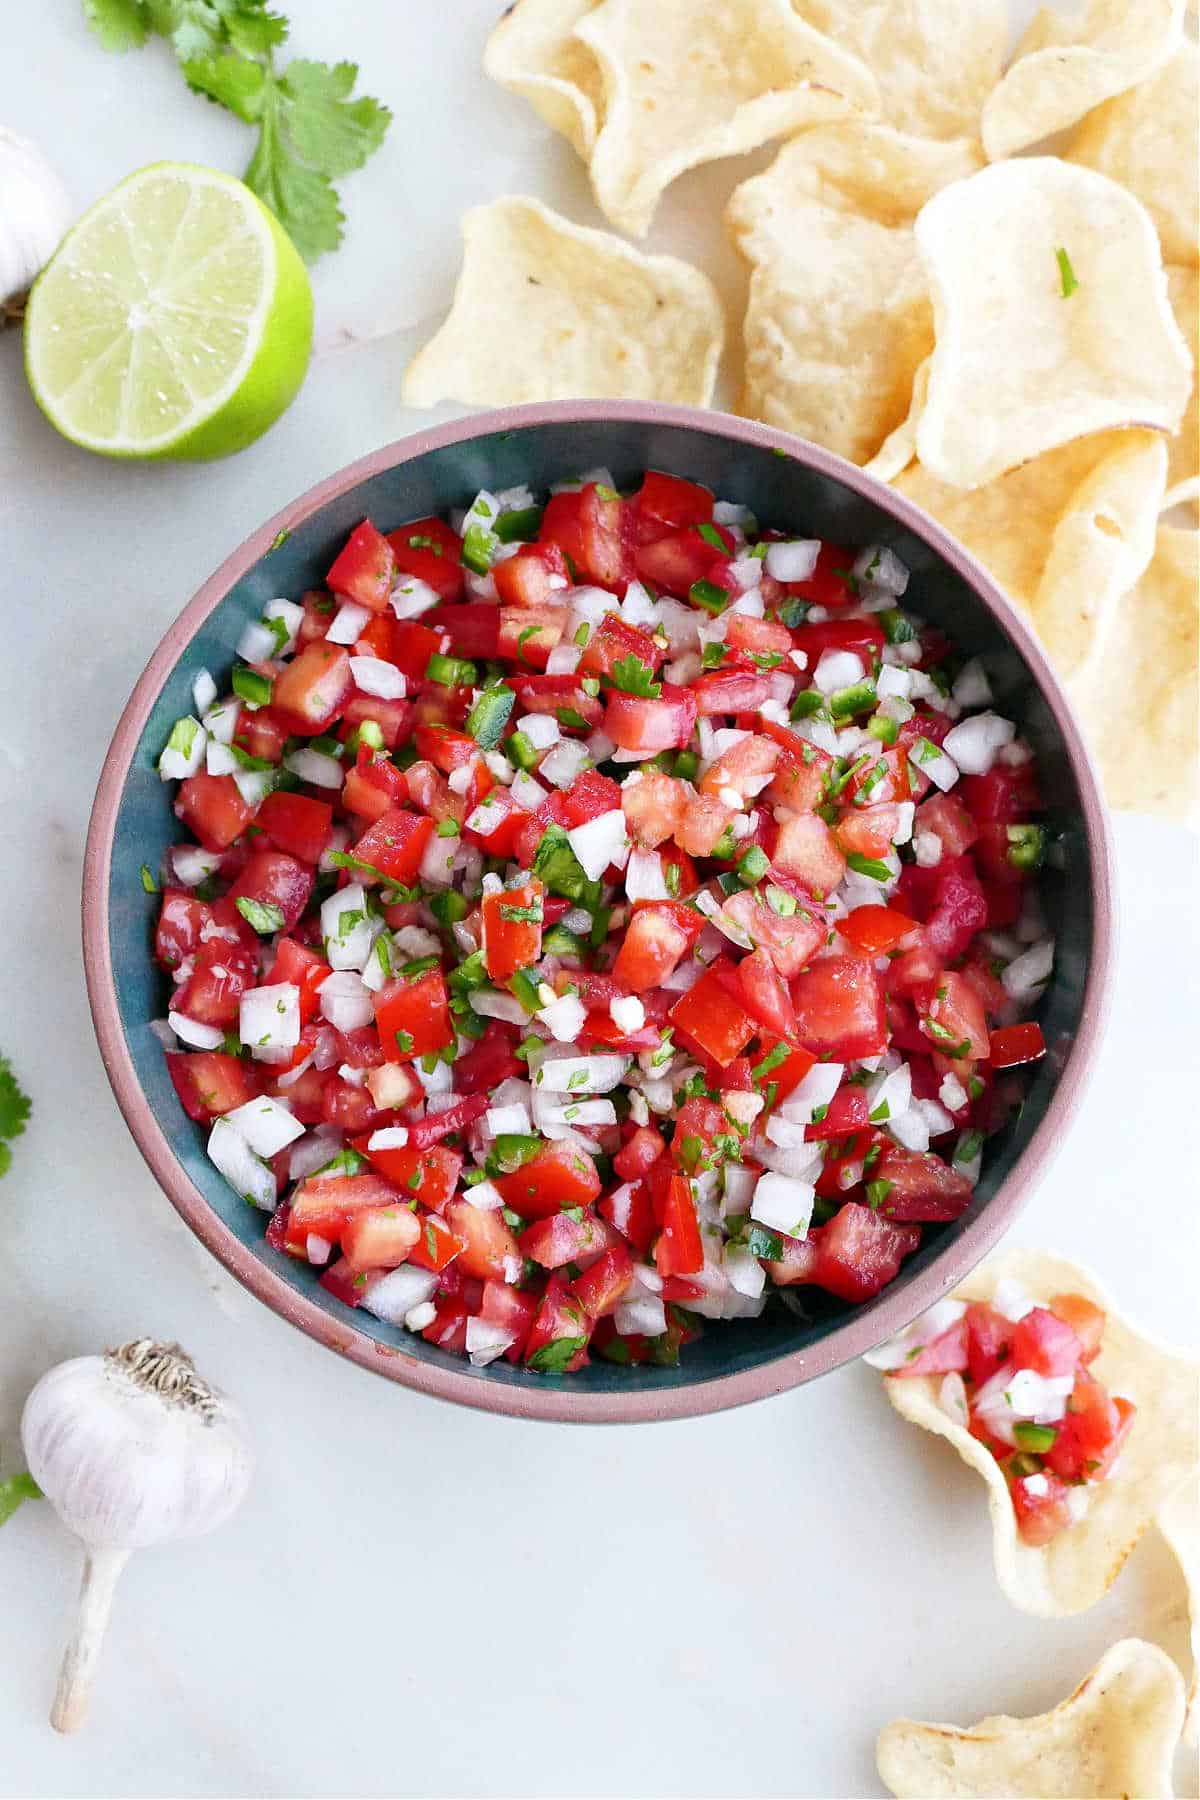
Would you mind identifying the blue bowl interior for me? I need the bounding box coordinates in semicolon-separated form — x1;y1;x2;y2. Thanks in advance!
106;419;1093;1397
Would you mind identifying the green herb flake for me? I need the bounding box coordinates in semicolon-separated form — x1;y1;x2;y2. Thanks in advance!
527;1336;586;1373
235;896;286;935
606;655;662;698
1055;246;1079;299
139;863;159;894
394;1029;415;1054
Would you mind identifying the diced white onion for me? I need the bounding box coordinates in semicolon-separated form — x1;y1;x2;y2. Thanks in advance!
204;739;238;777
1001;938;1054;1002
226;1095;305;1158
264;598;303;651
192;669;218;715
159;717;207;781
350;657;407;699
465;1317;517;1368
536;1052;629;1094
624;849;668;903
517;714;563;751
938;1371;970;1427
545;644;582;676
537;993;587;1043
863;1299;967;1370
287;1129;343;1181
236;620;279;663
471;988;530;1025
539;739;592;789
239;983;301;1054
362;1265;439;1326
609;995;645;1033
813;650;866;694
952;659;992;709
909;740;959;793
992;1278;1036;1323
615;1295;667;1338
207;1116;275;1210
318;970;374;1032
486;1102;532;1136
751;1171;816;1239
326;600;371;645
876;664;914;701
284;748;344;790
202;700;238;746
167;1011;225;1050
567;809;629;881
942;712;1015;775
853;545;909;596
169;844;222;887
779;1063;844;1124
913;831;943;868
320;884;375;971
765;539;820;583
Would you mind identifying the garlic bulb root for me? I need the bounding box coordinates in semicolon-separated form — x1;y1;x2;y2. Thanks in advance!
21;1339;252;1733
0;128;72;319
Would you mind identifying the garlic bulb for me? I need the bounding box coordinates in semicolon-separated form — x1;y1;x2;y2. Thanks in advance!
0;128;72;313
21;1339;252;1732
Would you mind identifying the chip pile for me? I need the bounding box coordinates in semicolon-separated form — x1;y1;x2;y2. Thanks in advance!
405;0;1198;823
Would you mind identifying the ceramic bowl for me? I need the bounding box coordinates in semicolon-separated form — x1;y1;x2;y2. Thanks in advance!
83;402;1114;1422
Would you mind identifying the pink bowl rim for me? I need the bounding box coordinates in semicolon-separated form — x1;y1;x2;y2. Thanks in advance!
83;399;1115;1425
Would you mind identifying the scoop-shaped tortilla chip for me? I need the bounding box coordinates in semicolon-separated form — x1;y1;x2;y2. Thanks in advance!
728;127;981;464
1158;1475;1199;1745
402;197;724;409
981;0;1186;162
576;0;880;239
864;357;930;483
892;428;1166;616
877;1639;1187;1798
792;0;1007;140
913;159;1192;490
1066;45;1199;271
1165;265;1198;509
884;1249;1200;1616
483;0;603;159
1065;524;1199;825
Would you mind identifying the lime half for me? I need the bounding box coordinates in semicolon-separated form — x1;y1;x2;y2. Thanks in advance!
25;162;313;459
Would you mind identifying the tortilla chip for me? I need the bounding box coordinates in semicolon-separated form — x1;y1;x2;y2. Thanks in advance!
913;159;1192;490
402;197;724;409
576;0;880;239
1066;45;1199;271
981;0;1186;162
864;356;930;483
791;0;1008;140
892;428;1166;617
1165;265;1199;509
884;1249;1200;1616
877;1639;1187;1798
483;0;604;159
1065;524;1200;825
727;127;981;465
1158;1475;1199;1745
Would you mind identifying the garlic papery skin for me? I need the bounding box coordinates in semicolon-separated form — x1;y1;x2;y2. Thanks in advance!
21;1339;252;1732
0;128;72;314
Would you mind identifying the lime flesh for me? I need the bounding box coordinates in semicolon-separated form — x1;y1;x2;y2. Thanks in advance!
24;162;313;460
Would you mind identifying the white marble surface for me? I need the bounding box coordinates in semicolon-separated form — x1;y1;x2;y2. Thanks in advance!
0;3;1197;1796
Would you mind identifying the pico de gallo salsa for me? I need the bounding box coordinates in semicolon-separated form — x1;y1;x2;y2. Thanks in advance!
869;1280;1134;1546
149;467;1054;1375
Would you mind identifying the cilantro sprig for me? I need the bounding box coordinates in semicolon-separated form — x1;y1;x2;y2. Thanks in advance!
83;0;391;261
0;1055;31;1179
605;655;661;698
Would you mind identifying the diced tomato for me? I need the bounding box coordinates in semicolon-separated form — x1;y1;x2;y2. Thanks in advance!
783;541;855;609
350;1139;461;1213
1043;1372;1134;1483
691;669;774;716
670;1097;726;1172
453;1022;523;1096
605;684;697;754
669;959;756;1067
374;968;453;1062
289;1171;403;1243
408;1212;464;1273
916;792;978;857
389;620;445;683
560;769;623;828
835;805;901;861
496;1142;601;1220
227;849;313;932
633;522;735;595
337;692;413;753
570;1242;635;1318
611;902;698;991
965;1303;1012;1385
387;516;466;603
176;773;253;851
464;785;524;858
520;1209;614;1270
326;520;395;613
350;807;435;884
803;1084;868;1141
166;1050;257;1122
1011;1306;1084;1378
342;761;407;825
271;642;354;735
773;813;847;896
790;956;886;1060
493;541;569;609
924;858;990;963
619;770;685;848
339;1204;421;1271
1048;1293;1105;1364
497;604;564;669
482;879;544;980
654;1173;704;1277
736;947;799;1039
599;1180;657;1255
175;936;258;1027
989;1022;1046;1069
403;1095;489;1152
921;970;989;1064
791;617;885;665
1009;1470;1074;1545
634;470;714;536
724;614;793;657
480;1279;538;1362
838;905;916;956
255;792;333;865
318;1260;373;1308
723;885;826;979
232;706;287;764
421;603;499;663
960;763;1041;824
523;1272;591;1372
578;613;664;683
766;1203;919;1303
889;1318;970;1377
575;482;634;588
699;734;779;806
155;890;211;969
613;1126;665;1182
320;1079;385;1134
673;792;734;858
444;1199;521;1281
872;1143;974;1222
